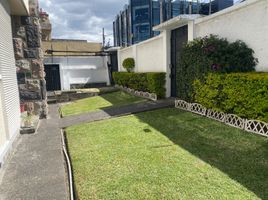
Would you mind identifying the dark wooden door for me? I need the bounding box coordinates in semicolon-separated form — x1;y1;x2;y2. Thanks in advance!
44;64;61;91
109;51;118;84
170;25;188;97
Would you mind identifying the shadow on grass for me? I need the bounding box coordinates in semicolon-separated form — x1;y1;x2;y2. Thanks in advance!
135;108;268;199
99;91;146;107
61;91;146;117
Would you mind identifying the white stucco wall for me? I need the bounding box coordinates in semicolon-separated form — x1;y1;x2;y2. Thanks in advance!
194;0;268;72
136;36;164;72
117;33;171;97
118;35;165;72
44;56;110;90
118;47;133;72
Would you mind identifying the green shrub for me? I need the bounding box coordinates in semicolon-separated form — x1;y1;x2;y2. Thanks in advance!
122;58;135;72
113;72;166;98
193;73;268;122
177;35;258;101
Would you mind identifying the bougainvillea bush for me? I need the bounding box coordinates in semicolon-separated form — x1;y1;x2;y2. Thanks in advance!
177;35;258;101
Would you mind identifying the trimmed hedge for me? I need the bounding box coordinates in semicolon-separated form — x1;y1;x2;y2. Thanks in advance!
113;72;166;98
177;35;258;101
122;58;135;72
193;73;268;122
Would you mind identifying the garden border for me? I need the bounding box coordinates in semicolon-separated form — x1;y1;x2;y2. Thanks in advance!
115;85;158;101
175;100;268;137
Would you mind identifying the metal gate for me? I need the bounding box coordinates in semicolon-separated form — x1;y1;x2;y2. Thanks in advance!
170;25;188;97
44;64;61;91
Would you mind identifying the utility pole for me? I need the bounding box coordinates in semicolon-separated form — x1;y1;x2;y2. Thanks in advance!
102;28;105;49
209;0;212;15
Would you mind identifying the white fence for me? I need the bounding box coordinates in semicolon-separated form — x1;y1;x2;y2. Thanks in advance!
115;85;157;101
175;100;268;137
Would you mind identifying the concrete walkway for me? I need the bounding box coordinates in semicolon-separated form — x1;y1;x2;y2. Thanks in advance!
60;99;174;128
0;105;68;200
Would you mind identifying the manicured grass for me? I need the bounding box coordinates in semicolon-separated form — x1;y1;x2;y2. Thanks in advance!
66;108;268;200
61;91;146;116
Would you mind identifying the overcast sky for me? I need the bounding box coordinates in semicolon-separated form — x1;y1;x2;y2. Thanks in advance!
39;0;239;45
39;0;127;45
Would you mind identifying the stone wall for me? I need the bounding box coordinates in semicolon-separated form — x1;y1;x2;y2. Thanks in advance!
12;0;47;118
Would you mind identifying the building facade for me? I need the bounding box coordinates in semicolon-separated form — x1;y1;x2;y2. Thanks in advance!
42;40;111;91
113;0;233;46
117;0;267;97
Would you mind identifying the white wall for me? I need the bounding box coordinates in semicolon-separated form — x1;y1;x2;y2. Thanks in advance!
44;56;110;90
194;0;268;72
117;34;171;97
118;35;166;72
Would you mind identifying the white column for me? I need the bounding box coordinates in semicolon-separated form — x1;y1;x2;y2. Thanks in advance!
104;56;111;86
162;30;171;97
188;20;195;41
117;48;122;71
133;45;138;72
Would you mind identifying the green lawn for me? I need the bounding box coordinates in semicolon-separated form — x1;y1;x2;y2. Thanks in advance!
61;91;146;116
66;108;268;200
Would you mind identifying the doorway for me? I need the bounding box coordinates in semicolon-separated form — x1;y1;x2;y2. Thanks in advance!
108;51;118;84
170;25;188;97
44;64;61;91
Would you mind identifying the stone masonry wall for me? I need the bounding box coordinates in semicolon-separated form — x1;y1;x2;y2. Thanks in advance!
12;0;47;118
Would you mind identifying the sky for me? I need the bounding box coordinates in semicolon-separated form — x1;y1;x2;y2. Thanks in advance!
39;0;128;45
39;0;239;45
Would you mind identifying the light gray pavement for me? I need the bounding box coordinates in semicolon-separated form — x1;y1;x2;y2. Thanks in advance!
60;99;174;128
0;104;68;200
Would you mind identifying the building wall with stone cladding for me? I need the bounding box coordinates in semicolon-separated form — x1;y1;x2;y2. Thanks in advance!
12;0;47;118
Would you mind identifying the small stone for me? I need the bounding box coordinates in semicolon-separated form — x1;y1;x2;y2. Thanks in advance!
21;16;32;25
38;48;44;59
40;79;47;100
26;79;41;91
32;17;40;26
24;49;39;58
31;59;45;79
26;102;34;115
20;89;42;101
16;60;30;72
13;38;24;59
26;25;40;48
16;27;26;39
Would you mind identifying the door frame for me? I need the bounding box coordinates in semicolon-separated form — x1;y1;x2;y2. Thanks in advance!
170;25;188;97
44;64;62;91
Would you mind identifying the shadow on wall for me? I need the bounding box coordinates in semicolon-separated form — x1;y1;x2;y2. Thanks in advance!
131;108;268;199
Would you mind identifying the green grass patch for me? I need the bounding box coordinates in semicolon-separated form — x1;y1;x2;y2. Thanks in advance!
61;91;146;116
66;108;268;200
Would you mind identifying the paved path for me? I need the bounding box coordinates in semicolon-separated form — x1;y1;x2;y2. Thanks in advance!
0;105;68;200
60;99;174;128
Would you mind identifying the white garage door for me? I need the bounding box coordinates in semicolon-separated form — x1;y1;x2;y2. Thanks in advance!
0;0;21;141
